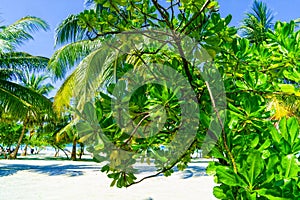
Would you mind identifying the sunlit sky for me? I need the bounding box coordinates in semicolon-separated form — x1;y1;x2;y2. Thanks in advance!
1;0;300;96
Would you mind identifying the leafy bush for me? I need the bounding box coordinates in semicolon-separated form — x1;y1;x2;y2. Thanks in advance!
207;117;300;199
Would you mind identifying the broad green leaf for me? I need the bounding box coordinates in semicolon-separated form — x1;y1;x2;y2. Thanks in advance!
287;117;299;145
216;166;247;187
279;117;288;142
241;151;263;188
269;125;282;143
281;154;299;179
83;102;98;123
213;186;227;199
278;84;296;94
78;132;93;143
76;121;94;135
256;189;290;200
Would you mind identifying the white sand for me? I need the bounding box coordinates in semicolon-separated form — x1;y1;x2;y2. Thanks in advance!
0;158;217;200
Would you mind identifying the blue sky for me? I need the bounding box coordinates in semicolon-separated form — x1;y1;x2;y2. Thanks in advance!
218;0;300;26
1;0;300;97
2;0;299;58
0;0;84;57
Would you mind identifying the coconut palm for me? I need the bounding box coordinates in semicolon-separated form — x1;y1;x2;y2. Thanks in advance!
19;71;54;156
0;16;51;118
21;70;54;96
0;16;53;158
241;0;274;44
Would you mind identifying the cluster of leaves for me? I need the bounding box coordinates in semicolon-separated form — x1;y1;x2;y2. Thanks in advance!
0;121;22;149
206;3;300;199
47;1;300;197
208;117;300;199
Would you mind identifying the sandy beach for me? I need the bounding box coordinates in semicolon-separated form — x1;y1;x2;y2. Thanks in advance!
0;154;217;200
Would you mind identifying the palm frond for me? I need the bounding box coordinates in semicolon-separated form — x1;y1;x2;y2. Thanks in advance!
49;39;101;79
0;68;22;80
0;52;49;72
53;46;116;112
55;14;89;46
0;38;13;52
0;16;49;50
20;71;54;96
55;119;78;142
0;79;53;119
241;0;274;43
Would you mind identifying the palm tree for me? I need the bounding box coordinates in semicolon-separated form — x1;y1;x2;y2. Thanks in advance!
21;70;54;96
0;16;51;117
241;0;274;44
20;71;54;156
0;16;53;158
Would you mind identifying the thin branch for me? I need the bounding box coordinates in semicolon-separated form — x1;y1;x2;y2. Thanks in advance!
123;114;150;146
127;139;197;187
170;0;175;28
109;0;129;24
175;3;187;31
173;35;198;96
166;1;180;10
130;1;164;23
180;0;211;33
205;79;237;174
151;0;173;29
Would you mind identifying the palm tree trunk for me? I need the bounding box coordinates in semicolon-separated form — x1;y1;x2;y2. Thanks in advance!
79;143;84;159
10;117;28;159
71;135;77;161
22;130;34;156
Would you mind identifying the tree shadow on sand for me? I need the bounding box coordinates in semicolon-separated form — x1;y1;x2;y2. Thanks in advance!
0;163;100;177
134;159;209;179
0;158;210;179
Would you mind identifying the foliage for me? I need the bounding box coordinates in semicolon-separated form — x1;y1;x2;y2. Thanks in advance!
207;117;300;199
0;16;52;119
0;121;22;148
48;1;300;197
241;0;274;44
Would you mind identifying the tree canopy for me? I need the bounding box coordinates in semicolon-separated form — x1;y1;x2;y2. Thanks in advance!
1;1;300;199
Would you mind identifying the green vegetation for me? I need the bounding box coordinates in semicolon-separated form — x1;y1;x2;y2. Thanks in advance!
0;0;299;199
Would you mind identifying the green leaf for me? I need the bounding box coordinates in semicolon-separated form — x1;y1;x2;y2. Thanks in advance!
278;84;296;94
281;154;299;179
224;15;232;25
256;189;290;200
76;121;93;135
269;125;282;143
279;117;288;142
216;166;247;187
240;151;263;188
213;186;227;199
287;117;299;145
83;102;98;123
78;132;93;143
258;139;271;151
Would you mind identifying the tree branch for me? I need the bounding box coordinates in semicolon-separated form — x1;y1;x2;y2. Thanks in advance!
151;0;173;29
205;79;237;174
180;0;211;33
127;139;197;187
123;114;150;146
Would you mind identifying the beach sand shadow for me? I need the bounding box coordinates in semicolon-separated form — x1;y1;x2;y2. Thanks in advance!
0;163;100;177
0;158;210;179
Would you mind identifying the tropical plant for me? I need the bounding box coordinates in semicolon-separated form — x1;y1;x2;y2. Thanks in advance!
207;117;300;199
48;1;300;197
0;120;22;158
0;16;51;117
241;0;274;44
206;8;300;199
19;71;54;156
0;16;53;158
